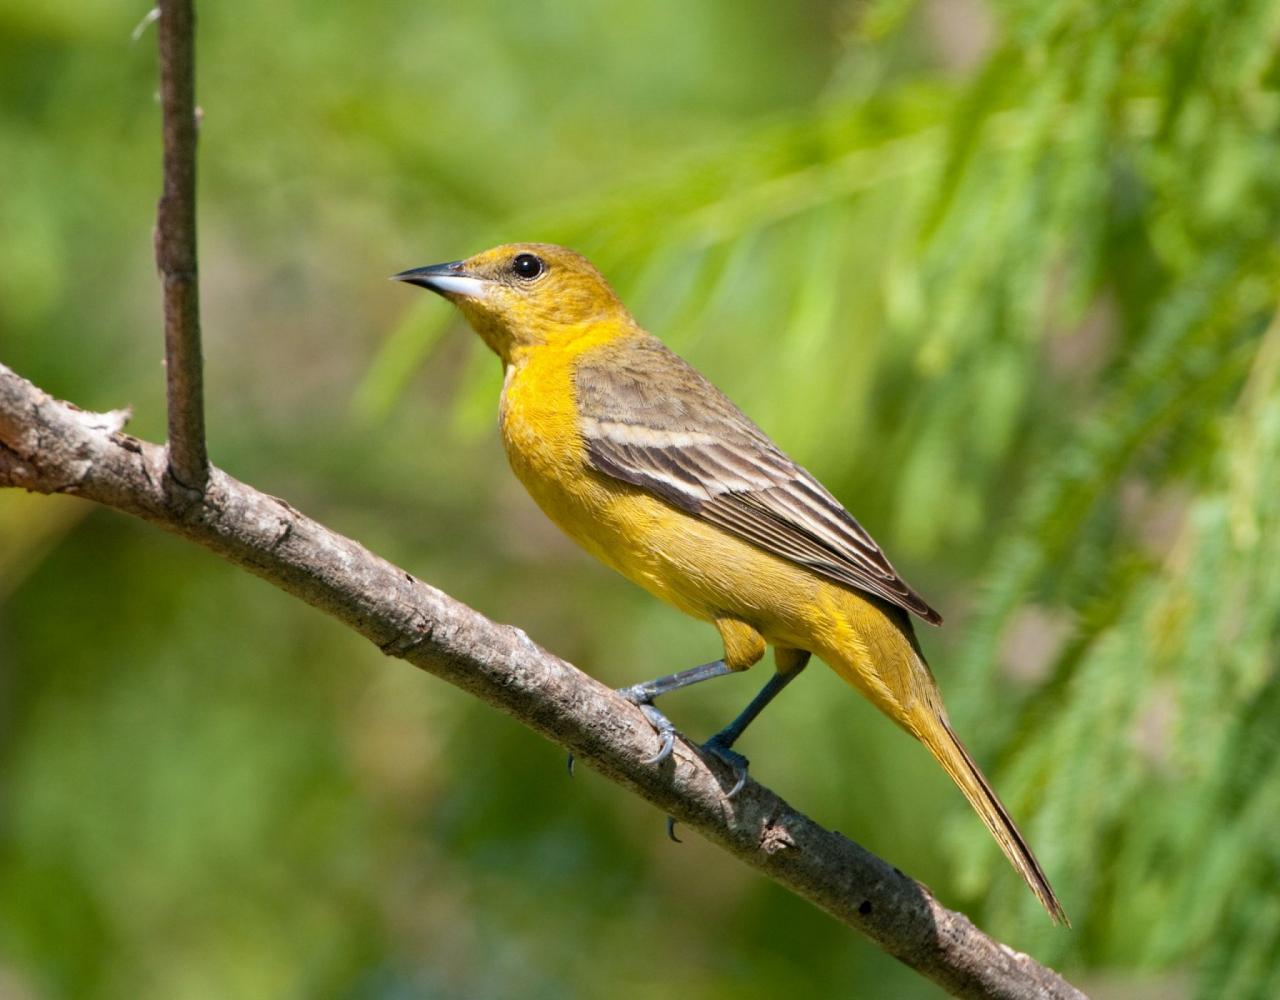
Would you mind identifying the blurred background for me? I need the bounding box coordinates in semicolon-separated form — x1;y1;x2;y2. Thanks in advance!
2;0;1278;996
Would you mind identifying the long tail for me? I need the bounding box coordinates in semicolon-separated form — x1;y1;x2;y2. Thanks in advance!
817;590;1067;921
916;717;1069;925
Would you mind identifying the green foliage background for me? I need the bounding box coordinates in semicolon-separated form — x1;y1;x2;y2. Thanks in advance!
2;0;1278;996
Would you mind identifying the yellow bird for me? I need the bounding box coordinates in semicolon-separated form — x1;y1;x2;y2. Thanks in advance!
394;243;1067;923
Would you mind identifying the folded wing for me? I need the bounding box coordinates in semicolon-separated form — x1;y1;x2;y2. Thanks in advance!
574;336;942;625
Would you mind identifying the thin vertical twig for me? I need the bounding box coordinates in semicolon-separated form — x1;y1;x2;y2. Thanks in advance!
155;0;208;493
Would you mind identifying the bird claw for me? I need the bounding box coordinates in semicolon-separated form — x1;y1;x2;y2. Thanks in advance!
637;703;677;765
666;815;682;843
702;735;750;798
615;685;679;766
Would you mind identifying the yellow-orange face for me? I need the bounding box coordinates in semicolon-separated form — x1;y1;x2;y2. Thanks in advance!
394;243;631;361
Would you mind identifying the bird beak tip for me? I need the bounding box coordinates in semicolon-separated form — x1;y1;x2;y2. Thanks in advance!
390;265;446;288
392;261;488;299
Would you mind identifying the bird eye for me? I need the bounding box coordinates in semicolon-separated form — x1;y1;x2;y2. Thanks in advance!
511;253;544;280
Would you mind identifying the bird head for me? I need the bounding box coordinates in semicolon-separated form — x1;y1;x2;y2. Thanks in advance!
393;243;631;362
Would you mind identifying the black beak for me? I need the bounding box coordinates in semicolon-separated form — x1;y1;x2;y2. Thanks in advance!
391;260;467;291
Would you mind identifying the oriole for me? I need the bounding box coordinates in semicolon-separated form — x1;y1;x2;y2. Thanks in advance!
394;243;1067;923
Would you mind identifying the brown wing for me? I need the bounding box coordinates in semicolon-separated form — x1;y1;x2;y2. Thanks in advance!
574;335;942;625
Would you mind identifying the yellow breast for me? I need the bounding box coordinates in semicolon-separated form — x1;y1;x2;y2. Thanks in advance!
500;335;802;630
499;331;671;596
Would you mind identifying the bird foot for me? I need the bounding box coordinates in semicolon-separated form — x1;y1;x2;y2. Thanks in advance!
702;733;750;798
620;693;677;765
632;696;680;763
568;685;682;776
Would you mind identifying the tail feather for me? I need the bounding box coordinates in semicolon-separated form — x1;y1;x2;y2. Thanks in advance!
921;719;1069;925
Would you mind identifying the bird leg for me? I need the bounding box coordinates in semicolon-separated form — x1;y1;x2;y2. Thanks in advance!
616;658;733;765
702;651;810;797
566;659;733;776
571;648;807;799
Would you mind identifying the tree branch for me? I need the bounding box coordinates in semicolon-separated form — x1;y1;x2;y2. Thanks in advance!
155;0;208;494
0;363;1083;1000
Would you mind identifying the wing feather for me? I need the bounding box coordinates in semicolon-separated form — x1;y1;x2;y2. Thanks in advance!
574;336;942;625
